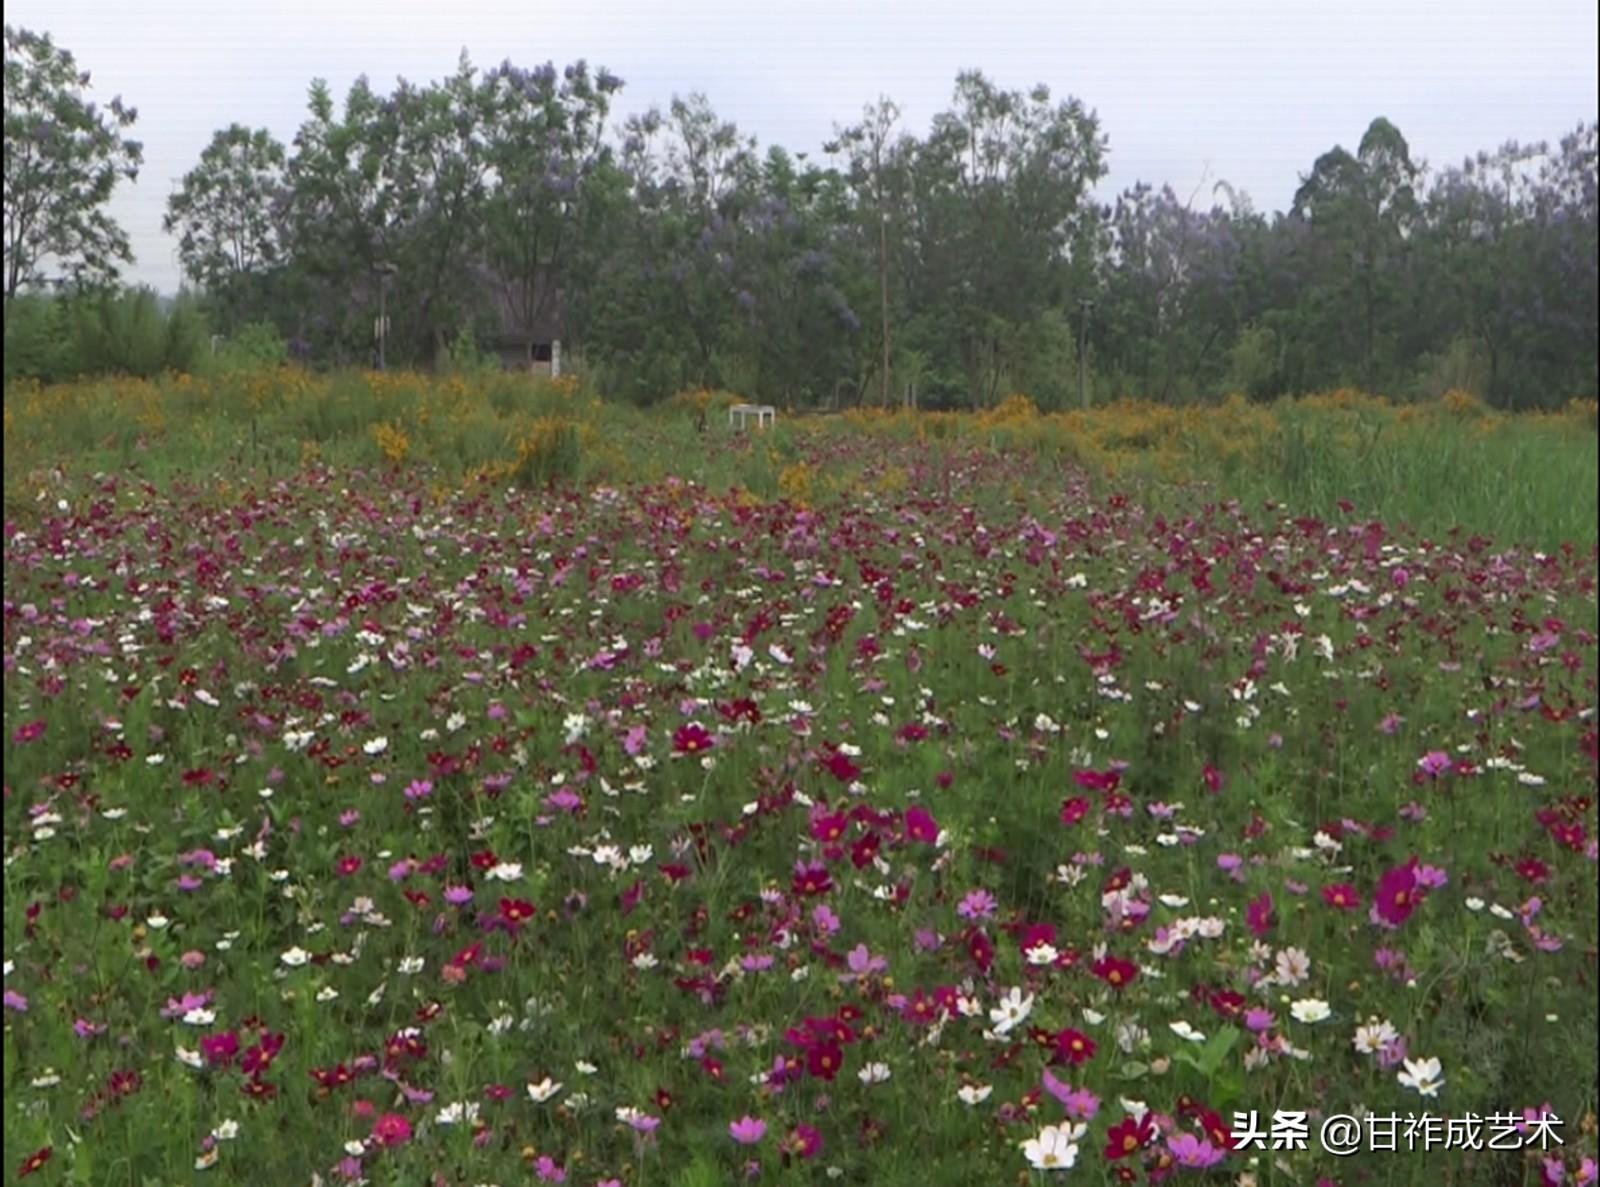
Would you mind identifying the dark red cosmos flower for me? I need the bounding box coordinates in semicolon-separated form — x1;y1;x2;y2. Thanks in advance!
811;812;849;843
311;1064;356;1090
849;832;881;868
823;748;861;782
17;1147;51;1178
1199;1109;1234;1151
899;989;942;1026
241;1032;284;1076
1246;892;1275;937
1060;796;1091;826
806;1041;844;1081
1104;1115;1154;1159
1091;956;1138;990
1054;1028;1097;1065
1203;763;1225;794
791;861;833;897
1073;768;1120;792
1321;883;1362;911
1202;987;1246;1020
673;723;714;754
200;1030;239;1067
1515;857;1549;885
335;855;363;877
783;1124;823;1159
966;927;995;974
1373;860;1420;927
499;898;536;928
241;1078;278;1099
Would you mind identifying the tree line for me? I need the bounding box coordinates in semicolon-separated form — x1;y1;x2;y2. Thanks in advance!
5;24;1596;408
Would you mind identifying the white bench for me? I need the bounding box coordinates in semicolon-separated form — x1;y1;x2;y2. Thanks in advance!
728;403;776;430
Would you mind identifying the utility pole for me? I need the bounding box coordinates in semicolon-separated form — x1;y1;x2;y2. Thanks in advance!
374;260;397;371
1077;297;1095;410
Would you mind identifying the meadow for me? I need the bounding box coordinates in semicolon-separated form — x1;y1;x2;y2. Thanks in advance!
3;373;1597;1187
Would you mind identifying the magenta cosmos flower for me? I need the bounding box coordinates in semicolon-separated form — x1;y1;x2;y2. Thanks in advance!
729;1116;767;1144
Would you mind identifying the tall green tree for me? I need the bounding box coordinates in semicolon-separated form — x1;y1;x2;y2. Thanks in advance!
163;124;287;328
1291;117;1422;392
3;25;141;305
906;72;1106;404
481;59;623;366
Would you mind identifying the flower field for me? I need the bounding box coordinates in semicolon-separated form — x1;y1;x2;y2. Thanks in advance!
3;378;1598;1186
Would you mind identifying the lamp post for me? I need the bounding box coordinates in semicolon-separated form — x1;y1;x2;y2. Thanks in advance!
374;260;398;371
1076;297;1095;410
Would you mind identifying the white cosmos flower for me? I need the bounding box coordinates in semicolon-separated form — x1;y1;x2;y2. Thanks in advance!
176;1046;204;1069
1025;943;1059;966
1275;947;1312;986
527;1077;563;1103
182;1008;216;1026
1398;1056;1445;1096
280;947;310;968
436;1101;479;1125
362;736;388;756
1290;998;1332;1024
485;862;523;882
1353;1019;1398;1055
858;1062;891;1084
1169;1020;1206;1043
211;1120;240;1141
989;987;1034;1036
1020;1123;1081;1171
957;1084;993;1105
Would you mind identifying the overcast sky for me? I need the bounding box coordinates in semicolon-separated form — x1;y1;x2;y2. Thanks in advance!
8;0;1597;293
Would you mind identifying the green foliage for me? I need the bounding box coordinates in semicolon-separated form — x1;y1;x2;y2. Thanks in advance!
3;289;209;381
3;24;142;298
437;328;498;378
208;320;287;374
1227;324;1282;400
1;293;73;382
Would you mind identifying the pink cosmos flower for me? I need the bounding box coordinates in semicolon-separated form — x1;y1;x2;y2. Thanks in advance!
371;1113;412;1147
1417;751;1452;778
1168;1132;1226;1168
729;1116;767;1144
956;889;997;921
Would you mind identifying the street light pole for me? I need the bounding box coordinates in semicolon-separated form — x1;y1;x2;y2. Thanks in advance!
1077;297;1094;411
